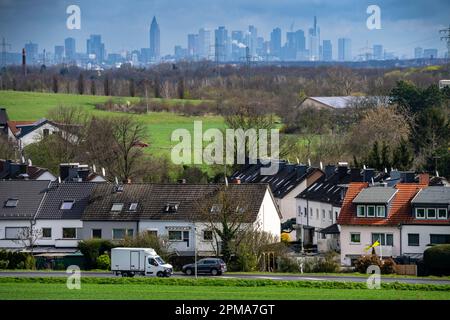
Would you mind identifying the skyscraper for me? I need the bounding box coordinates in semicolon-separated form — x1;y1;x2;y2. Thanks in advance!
149;16;160;61
322;40;332;61
270;28;281;59
64;37;76;62
373;44;383;60
338;38;352;61
248;25;258;58
423;48;438;59
24;42;38;64
187;33;199;59
214;26;228;62
54;45;64;64
308;16;320;61
86;34;105;63
198;28;211;59
231;30;245;61
414;47;423;59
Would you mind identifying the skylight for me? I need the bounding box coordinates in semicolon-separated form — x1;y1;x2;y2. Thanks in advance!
5;198;18;208
210;204;221;214
111;203;124;211
164;203;179;213
60;200;75;210
129;203;138;211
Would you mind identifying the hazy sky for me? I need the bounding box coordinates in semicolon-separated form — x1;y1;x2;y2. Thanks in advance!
0;0;448;58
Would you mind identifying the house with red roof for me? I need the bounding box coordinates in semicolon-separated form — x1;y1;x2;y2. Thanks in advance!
337;173;449;266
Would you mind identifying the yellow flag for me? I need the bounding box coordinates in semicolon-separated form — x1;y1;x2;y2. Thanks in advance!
364;240;380;251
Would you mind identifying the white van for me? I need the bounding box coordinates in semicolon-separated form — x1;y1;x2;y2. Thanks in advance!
111;247;173;277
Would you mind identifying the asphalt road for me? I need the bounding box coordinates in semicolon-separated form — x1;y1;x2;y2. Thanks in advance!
1;271;449;285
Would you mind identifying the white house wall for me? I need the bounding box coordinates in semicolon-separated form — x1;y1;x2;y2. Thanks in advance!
277;180;308;222
340;225;400;266
401;225;450;258
0;220;32;249
18;123;60;149
255;189;281;240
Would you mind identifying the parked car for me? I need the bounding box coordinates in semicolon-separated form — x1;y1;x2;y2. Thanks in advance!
182;258;227;276
111;247;173;277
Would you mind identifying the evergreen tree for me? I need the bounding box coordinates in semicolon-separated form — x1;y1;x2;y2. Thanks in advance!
90;80;96;95
52;75;58;93
77;73;84;95
129;78;135;97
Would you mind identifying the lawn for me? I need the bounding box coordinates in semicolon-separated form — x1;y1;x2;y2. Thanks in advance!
0;90;225;156
0;282;449;300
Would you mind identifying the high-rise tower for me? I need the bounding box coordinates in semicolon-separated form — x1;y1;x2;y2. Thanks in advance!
149;16;160;61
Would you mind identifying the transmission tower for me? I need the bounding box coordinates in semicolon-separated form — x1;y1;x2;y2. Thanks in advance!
1;37;11;67
439;25;450;61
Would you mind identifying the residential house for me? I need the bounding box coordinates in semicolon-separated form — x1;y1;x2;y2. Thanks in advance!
337;179;428;266
295;164;386;251
0;180;51;249
298;96;389;110
0;160;57;181
230;160;323;227
8;118;64;150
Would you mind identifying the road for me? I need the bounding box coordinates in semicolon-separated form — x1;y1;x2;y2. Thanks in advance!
1;271;449;285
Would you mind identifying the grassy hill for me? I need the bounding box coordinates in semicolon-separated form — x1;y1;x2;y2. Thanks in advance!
0;90;225;156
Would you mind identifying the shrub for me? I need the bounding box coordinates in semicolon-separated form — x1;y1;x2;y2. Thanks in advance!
78;239;115;269
313;252;340;273
96;254;111;270
424;244;450;276
121;232;171;261
278;256;300;273
354;255;382;274
24;255;36;270
16;261;25;269
280;233;290;244
381;257;396;274
0;260;9;269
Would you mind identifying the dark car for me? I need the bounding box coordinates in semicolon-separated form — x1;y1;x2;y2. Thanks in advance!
182;258;227;276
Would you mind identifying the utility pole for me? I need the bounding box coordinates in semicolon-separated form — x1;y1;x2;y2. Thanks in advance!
440;25;450;66
1;37;11;67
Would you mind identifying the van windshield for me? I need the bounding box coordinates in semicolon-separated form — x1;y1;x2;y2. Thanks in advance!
155;256;165;265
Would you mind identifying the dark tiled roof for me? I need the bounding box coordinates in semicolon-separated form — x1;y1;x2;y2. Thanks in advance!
230;161;322;199
352;187;398;204
0;180;50;220
411;186;450;205
36;182;99;220
82;183;273;222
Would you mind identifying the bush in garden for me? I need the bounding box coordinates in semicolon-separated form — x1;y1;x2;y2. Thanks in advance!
313;252;340;273
78;239;115;269
96;254;111;270
424;244;450;276
354;255;382;274
0;260;9;269
381;257;396;274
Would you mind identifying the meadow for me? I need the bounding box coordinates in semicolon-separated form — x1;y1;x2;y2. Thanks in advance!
0;90;225;156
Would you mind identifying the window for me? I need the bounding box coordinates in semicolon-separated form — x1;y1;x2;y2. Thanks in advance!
408;234;420;247
329;210;332;221
112;229;133;240
304;207;307;217
430;234;450;245
60;200;75;210
203;230;213;241
438;208;447;220
322;209;326;220
211;204;221;214
92;229;102;239
316;209;319;220
168;230;182;241
427;208;436;219
129;203;138;211
165;203;179;213
4;198;18;208
372;233;393;246
310;208;313;217
42;228;52;239
62;228;76;239
235;206;245;214
43;128;50;137
350;233;360;243
111;203;124;211
357;205;365;217
367;206;375;217
415;208;425;219
376;206;386;218
146;230;158;237
5;227;27;239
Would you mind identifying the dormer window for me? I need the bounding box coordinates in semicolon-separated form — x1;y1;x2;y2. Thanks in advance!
60;200;75;210
164;203;179;213
116;185;124;192
438;209;447;219
5;198;18;208
129;203;138;211
376;206;386;217
415;208;425;219
235;206;245;214
427;208;436;219
111;203;124;212
367;206;375;217
210;204;221;214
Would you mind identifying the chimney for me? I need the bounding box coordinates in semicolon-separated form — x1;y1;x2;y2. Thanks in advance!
418;173;430;185
337;163;348;176
363;168;375;183
350;168;361;181
325;165;336;179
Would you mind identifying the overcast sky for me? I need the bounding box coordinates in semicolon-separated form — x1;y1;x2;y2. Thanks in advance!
0;0;448;58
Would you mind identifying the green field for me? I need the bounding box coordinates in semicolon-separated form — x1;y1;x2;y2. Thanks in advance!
0;281;448;300
0;90;225;156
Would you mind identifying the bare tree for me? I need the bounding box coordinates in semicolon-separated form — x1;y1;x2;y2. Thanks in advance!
0;135;18;160
13;221;42;254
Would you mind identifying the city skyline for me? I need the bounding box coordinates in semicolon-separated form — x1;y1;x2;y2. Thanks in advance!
0;0;448;59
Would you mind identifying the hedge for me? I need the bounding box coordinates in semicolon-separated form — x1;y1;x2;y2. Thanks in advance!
424;244;450;276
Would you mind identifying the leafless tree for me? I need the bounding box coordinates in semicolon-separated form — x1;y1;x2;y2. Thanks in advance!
13;221;42;254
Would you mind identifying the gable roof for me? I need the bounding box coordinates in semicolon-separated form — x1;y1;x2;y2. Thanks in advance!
231;161;322;199
36;182;99;220
338;182;428;226
7;121;35;136
308;96;356;109
411;186;450;205
82;183;273;222
0;180;50;220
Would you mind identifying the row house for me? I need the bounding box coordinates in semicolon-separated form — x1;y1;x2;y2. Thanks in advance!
338;175;450;266
0;180;281;257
